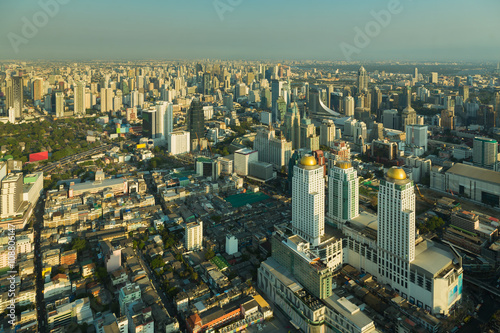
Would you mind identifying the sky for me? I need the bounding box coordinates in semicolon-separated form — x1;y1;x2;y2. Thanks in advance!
0;0;499;62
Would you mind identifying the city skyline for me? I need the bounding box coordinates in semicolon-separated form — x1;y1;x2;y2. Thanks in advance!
0;0;499;61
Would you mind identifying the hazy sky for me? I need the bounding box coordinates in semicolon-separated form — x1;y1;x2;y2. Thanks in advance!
1;0;499;62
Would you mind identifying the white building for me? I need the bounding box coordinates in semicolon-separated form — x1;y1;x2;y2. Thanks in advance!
292;155;324;247
225;235;238;255
185;220;203;251
234;148;258;176
168;131;190;155
22;172;43;206
55;92;65;117
119;283;141;315
343;95;355;117
405;124;428;156
328;161;359;224
74;81;86;115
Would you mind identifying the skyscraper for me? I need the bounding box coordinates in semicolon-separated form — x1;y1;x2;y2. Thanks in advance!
473;137;498;170
414;67;418;80
430;72;438;84
8;76;23;119
284;103;301;150
319;119;335;148
327;161;359;223
142;109;156;139
32;78;43;102
292;155;324;247
187;99;205;142
202;72;211;95
74;81;86;115
271;79;284;122
357;66;368;91
459;85;469;102
55;92;65;118
401;86;417;128
100;88;113;113
377;167;415;289
0;173;23;218
343;95;354;116
185;221;203;251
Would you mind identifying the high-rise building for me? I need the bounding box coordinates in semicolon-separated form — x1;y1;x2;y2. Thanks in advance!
271;79;284;122
320;119;336;148
269;136;292;170
202;72;211;95
8;76;23;119
187;99;205;142
343;95;354;116
142;109;156;139
459;85;469;102
55;92;65;118
284;103;301;149
185;221;203;251
473;137;498;170
401;87;417;128
100;88;113;113
430;72;438;84
300;118;318;151
292;155;324;247
74;81;86;115
32;78;43;102
414;67;418;80
405;124;428;153
234;148;258;176
327;161;359;223
371;86;382;118
0;173;23;218
357;66;368;91
377;167;415;288
168;131;190;155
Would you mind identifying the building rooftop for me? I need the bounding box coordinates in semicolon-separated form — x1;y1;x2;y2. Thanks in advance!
323;293;375;331
411;240;456;277
446;163;500;185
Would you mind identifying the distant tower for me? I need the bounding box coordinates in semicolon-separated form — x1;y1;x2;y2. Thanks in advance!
55;92;65;118
284;103;301;149
473;137;498;170
343;94;355;117
10;76;23;119
292;155;325;247
378;167;415;288
414;68;418;80
74;81;86;115
328;161;359;224
357;66;368;91
401;86;417;128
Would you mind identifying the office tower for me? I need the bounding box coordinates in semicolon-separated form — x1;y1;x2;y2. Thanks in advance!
441;109;455;130
454;77;461;88
401;87;417;128
300;118;316;148
320;119;336;148
473;137;498;170
74;81;86;115
292;155;324;247
202;72;211;95
164;102;173;137
377;167;415;287
55;92;65;117
371;86;382;118
271;79;284;122
187;99;205;142
100;88;113;112
467;75;474;86
383;109;400;130
430;72;438;84
459;85;469;103
234;148;258;176
32;78;43;101
168;131;190;155
357;66;368;91
223;94;233;111
284;103;301;149
142;109;156;139
405;124;428;153
414;67;418;80
185;221;203;251
0;173;23;218
328;161;359;223
269;136;292;170
9;76;23;119
353;121;367;144
343;95;354;116
253;128;275;164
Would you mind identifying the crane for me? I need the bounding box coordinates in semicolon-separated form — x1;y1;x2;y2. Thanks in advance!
415;183;435;205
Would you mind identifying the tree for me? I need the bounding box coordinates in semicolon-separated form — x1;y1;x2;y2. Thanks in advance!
205;249;215;261
71;238;87;253
96;267;108;282
151;256;165;270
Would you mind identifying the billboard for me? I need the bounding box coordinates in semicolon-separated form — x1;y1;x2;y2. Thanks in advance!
136;143;146;149
29;151;48;162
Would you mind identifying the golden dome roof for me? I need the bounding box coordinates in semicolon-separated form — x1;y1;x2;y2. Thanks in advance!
387;167;406;180
337;161;352;169
300;155;317;166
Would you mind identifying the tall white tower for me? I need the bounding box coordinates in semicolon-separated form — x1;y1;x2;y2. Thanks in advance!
292;155;325;247
343;95;354;117
55;92;65;117
377;167;415;289
74;81;86;115
328;161;359;223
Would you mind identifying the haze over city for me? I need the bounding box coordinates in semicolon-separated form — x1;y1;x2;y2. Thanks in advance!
1;0;500;61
